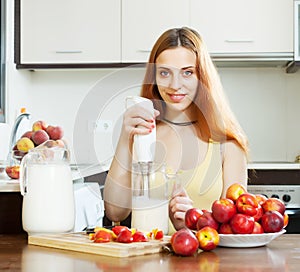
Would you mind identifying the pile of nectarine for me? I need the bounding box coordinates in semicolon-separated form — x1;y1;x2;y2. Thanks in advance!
15;120;64;154
5;120;64;179
174;183;289;256
89;226;164;243
185;183;288;236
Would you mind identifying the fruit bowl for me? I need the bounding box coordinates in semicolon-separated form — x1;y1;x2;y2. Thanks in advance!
218;229;286;248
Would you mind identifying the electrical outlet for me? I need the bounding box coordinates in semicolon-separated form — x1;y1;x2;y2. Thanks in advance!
95;120;113;132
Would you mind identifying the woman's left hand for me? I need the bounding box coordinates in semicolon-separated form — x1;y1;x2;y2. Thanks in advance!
169;187;193;230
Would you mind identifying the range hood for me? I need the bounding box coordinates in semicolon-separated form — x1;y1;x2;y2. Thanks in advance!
211;52;294;71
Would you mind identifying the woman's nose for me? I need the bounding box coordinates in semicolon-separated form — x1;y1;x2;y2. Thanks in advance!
170;74;182;90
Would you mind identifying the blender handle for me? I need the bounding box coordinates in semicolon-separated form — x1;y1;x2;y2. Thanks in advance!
19;153;30;196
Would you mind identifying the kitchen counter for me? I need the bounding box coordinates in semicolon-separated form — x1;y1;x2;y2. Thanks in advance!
0;173;20;192
247;162;300;170
1;233;300;271
0;162;110;192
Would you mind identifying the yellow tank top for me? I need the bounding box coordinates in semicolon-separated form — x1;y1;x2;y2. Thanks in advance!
168;140;223;234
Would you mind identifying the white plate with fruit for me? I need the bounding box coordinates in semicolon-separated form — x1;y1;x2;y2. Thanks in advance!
218;229;286;248
182;183;289;252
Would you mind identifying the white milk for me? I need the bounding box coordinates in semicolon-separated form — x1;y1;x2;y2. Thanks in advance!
131;196;169;234
22;164;75;235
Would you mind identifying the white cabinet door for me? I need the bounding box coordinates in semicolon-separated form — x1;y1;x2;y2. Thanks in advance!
294;0;300;61
20;0;121;64
190;0;293;55
121;0;190;63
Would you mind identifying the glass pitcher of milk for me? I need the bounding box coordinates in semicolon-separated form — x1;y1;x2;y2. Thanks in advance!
19;141;75;235
131;162;169;234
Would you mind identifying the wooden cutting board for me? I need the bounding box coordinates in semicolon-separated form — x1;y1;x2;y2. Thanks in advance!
28;232;171;258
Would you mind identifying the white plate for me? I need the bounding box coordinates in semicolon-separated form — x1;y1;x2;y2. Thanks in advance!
218;229;286;248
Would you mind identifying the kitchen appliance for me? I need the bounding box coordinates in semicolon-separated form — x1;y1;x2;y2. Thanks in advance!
247;166;300;234
126;96;156;164
125;96;156;204
126;96;168;234
19;142;75;235
131;162;169;234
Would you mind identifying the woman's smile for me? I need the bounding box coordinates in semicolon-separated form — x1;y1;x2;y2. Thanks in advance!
168;93;187;103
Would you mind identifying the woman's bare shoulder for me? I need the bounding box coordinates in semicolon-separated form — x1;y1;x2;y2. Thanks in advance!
222;140;246;161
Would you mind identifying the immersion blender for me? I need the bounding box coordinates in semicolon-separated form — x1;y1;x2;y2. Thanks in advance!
126;96;156;195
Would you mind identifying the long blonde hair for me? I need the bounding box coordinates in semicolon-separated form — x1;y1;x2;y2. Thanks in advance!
141;27;249;155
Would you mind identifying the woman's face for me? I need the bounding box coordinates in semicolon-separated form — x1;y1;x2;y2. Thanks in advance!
155;46;198;113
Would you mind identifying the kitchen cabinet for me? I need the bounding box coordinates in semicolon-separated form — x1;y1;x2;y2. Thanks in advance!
0;192;24;233
15;0;294;69
190;0;293;58
121;0;189;63
15;0;121;68
295;0;300;61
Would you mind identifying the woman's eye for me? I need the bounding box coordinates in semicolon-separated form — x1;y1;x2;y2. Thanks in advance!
159;70;169;77
183;70;193;77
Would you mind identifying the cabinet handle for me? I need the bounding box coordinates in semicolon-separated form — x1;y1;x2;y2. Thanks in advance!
55;50;83;54
225;40;254;43
137;49;151;53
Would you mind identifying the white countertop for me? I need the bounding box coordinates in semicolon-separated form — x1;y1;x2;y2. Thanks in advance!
71;162;110;180
247;162;300;170
2;161;299;193
0;161;111;192
0;174;20;192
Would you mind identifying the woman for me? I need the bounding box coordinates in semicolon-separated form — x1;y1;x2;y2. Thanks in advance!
103;27;249;231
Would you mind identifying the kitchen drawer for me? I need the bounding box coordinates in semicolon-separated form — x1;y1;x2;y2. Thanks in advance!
0;192;24;234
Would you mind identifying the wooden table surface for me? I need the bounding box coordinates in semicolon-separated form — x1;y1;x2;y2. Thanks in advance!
1;233;300;271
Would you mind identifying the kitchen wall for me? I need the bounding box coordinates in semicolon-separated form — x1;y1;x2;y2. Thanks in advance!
3;1;300;167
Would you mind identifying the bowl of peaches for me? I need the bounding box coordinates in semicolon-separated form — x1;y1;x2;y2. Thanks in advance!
184;183;288;249
5;120;65;180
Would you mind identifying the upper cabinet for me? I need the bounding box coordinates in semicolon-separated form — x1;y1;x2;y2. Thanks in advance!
15;0;294;69
190;0;293;57
294;0;300;61
15;0;121;68
121;0;189;63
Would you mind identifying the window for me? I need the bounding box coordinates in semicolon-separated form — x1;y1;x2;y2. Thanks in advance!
0;0;6;123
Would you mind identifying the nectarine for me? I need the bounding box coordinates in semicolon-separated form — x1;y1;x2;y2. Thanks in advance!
46;125;64;140
16;137;34;152
32;130;50;146
5;165;20;179
226;183;247;202
32;120;48;131
171;228;199;256
195;226;219;251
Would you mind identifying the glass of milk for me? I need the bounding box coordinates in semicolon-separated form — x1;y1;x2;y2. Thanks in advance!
131;162;170;234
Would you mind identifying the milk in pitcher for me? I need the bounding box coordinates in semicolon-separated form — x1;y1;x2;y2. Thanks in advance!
22;163;75;235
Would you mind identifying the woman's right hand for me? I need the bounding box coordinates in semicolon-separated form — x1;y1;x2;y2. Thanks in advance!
121;103;160;142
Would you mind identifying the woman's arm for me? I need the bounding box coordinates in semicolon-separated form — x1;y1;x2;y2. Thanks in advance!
168;140;247;231
103;134;133;222
221;140;248;198
103;105;159;222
